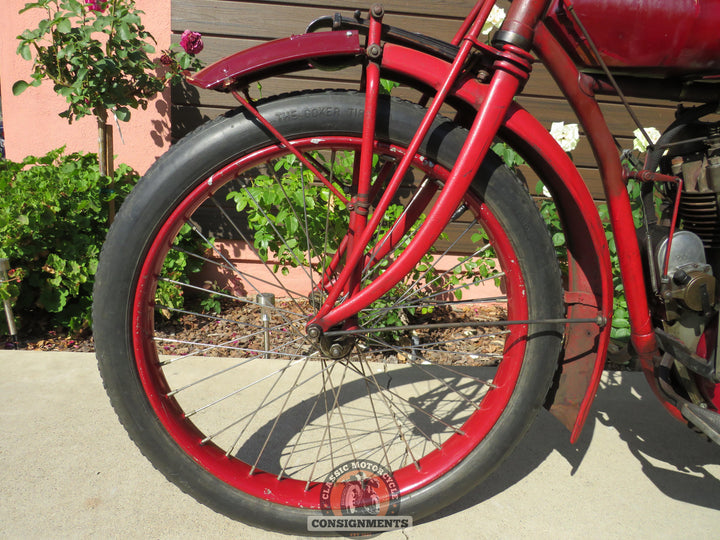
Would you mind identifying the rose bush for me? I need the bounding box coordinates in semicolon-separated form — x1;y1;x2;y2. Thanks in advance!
4;0;205;336
14;0;203;122
13;0;204;188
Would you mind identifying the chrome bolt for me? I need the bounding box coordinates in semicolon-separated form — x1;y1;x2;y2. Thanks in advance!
307;325;322;341
256;293;275;358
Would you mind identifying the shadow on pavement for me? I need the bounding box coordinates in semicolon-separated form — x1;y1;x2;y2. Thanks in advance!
426;371;720;522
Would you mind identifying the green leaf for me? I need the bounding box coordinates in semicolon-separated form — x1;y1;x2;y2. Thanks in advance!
611;327;631;340
19;3;45;15
56;18;72;34
17;43;32;61
114;107;130;121
379;79;400;95
12;80;31;96
39;286;68;313
55;85;74;97
124;13;142;26
93;15;111;31
117;23;131;41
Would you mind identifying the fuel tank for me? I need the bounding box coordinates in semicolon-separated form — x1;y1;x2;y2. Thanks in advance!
544;0;720;76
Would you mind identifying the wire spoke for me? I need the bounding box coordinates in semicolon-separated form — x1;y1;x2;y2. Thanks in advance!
207;196;311;312
247;355;313;469
199;356;330;445
343;358;463;441
145;137;536;492
232;181;317;284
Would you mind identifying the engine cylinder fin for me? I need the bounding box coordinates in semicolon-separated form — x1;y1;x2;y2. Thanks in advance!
678;192;720;248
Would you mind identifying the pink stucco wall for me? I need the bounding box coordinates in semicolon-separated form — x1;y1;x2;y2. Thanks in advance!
0;0;172;174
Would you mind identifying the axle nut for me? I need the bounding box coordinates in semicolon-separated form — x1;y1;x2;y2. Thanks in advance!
306;324;323;341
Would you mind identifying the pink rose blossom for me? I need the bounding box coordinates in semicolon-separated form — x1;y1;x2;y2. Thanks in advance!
85;0;106;12
180;30;204;55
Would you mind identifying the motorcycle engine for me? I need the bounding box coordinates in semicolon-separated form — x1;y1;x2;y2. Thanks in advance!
668;127;720;254
645;118;720;348
640;111;720;412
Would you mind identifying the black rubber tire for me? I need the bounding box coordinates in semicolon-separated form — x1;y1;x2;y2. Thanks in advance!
93;90;564;534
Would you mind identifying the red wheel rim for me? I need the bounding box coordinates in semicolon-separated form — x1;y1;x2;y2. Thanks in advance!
132;137;529;507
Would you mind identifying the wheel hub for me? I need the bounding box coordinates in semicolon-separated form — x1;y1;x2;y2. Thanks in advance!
306;323;356;359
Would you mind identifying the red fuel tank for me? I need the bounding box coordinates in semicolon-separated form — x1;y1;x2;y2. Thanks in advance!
544;0;720;76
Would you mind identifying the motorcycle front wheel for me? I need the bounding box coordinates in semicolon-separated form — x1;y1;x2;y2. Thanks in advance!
93;90;564;534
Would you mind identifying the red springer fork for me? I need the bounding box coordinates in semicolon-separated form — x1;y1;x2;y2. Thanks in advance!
307;0;546;334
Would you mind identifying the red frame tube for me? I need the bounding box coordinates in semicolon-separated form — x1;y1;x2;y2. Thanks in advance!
344;11;385;301
533;23;657;360
310;16;491;322
311;67;528;330
451;0;495;45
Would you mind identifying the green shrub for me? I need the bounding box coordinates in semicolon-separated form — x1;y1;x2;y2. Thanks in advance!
535;180;643;343
493;139;644;344
0;148;137;334
226;150;497;340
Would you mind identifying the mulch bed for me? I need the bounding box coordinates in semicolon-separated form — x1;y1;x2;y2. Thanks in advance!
4;329;95;353
3;301;636;370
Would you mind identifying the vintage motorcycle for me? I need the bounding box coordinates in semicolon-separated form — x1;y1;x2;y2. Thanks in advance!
93;0;720;533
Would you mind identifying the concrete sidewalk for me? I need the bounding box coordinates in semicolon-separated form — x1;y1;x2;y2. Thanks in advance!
1;350;718;539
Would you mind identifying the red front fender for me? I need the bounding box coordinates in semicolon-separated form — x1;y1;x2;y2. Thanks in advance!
188;32;613;442
187;31;363;91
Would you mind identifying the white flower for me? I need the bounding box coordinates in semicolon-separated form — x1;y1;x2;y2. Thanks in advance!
632;127;661;153
550;122;580;152
481;5;506;35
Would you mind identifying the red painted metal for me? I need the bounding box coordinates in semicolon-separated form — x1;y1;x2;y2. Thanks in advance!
309;7;542;328
348;10;385;298
187;30;616;437
545;0;720;75
380;43;613;440
500;0;553;45
310;11;501;323
187;31;362;90
318;161;395;292
534;23;656;350
365;181;438;270
311;64;528;330
451;0;495;45
534;22;669;424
